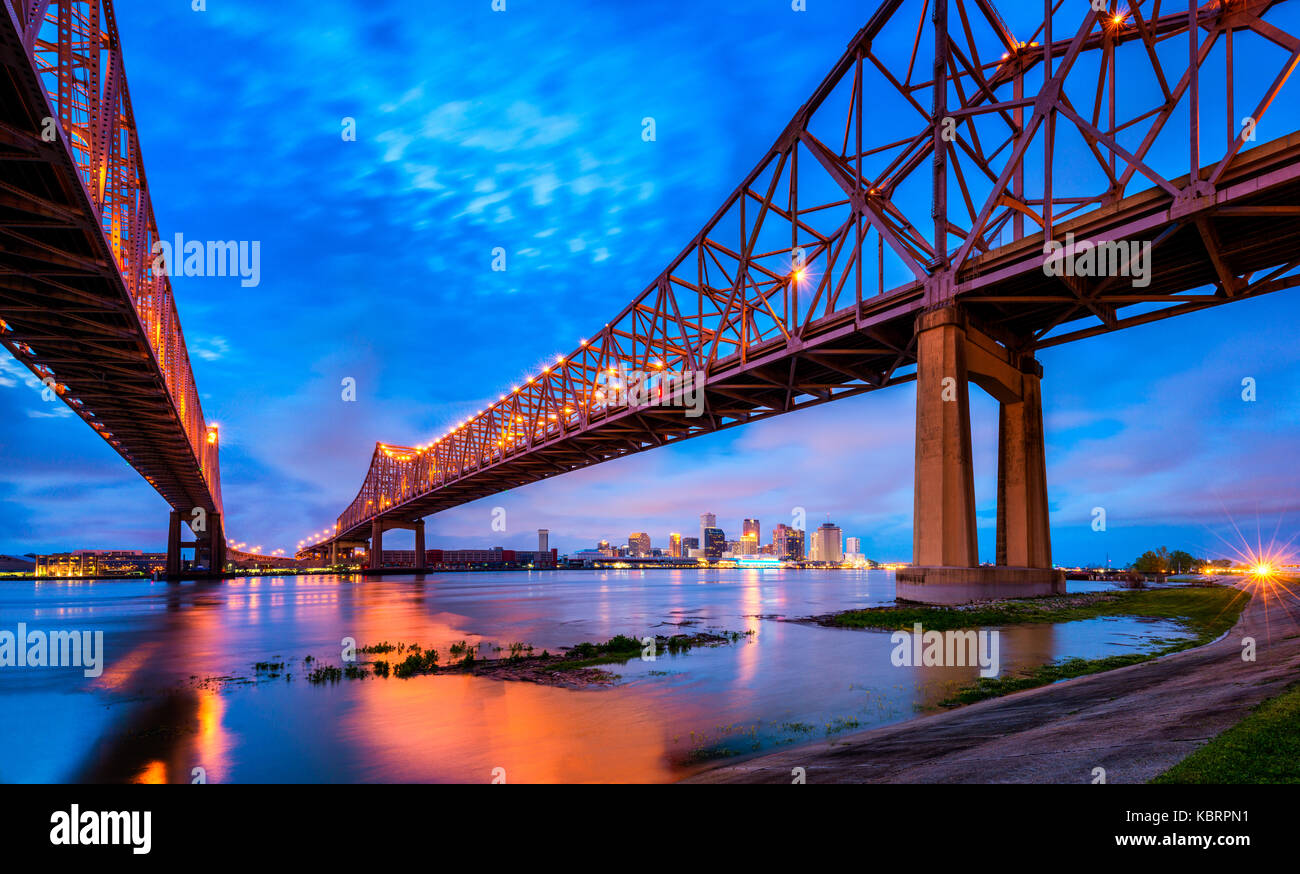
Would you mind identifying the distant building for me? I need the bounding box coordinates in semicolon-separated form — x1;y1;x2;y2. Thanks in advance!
680;536;699;554
567;549;606;561
668;533;682;558
844;535;867;565
772;523;790;555
511;550;557;568
416;547;558;569
786;528;805;560
628;532;651;557
35;550;166;578
538;529;549;554
742;518;760;543
810;523;843;563
735;535;758;556
773;524;805;560
703;527;725;560
699;513;716;547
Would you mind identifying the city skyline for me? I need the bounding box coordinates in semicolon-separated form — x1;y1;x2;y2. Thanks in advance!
4;476;1286;566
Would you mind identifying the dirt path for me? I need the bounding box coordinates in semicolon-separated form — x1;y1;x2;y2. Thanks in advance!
685;584;1300;783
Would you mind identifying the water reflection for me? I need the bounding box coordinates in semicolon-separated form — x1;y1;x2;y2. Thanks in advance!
0;570;1190;783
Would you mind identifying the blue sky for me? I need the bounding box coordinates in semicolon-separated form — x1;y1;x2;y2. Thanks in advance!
1;0;1297;566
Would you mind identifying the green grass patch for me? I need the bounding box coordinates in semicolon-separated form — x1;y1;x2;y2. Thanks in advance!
392;646;439;678
825;586;1247;633
933;587;1248;705
546;631;749;671
545;633;645;670
1153;682;1300;784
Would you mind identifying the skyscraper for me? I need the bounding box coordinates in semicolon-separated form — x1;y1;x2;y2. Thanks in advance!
538;529;549;554
628;532;650;557
703;527;725;560
846;536;860;555
742;518;760;543
786;527;805;561
773;523;800;559
811;522;843;563
699;513;716;547
669;532;682;558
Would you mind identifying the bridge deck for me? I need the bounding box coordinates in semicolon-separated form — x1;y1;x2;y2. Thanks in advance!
0;6;220;515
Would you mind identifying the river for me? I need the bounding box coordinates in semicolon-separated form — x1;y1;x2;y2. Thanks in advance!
0;568;1192;783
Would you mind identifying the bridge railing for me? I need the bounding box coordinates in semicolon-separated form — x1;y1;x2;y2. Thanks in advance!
6;0;221;512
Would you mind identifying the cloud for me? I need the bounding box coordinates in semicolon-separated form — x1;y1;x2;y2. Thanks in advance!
191;335;231;362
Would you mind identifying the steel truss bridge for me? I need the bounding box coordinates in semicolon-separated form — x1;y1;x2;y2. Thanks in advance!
304;0;1300;600
1;0;224;573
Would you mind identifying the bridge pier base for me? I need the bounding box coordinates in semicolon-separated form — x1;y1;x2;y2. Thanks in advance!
367;518;426;571
208;512;226;574
165;510;225;578
899;307;1064;605
369;520;383;570
166;511;182;576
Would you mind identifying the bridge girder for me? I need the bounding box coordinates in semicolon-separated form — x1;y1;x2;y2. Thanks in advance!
0;2;224;547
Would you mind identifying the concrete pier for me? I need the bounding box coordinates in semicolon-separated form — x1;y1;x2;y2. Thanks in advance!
367;517;426;570
902;307;1064;604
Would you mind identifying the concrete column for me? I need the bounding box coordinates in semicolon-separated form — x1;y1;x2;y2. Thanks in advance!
209;512;225;573
413;520;425;569
166;511;182;576
329;541;338;566
996;366;1052;568
369;520;383;570
912;308;978;568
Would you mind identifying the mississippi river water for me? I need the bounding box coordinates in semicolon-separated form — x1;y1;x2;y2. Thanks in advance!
0;568;1192;783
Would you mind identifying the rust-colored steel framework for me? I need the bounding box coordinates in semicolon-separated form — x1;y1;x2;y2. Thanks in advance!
0;1;224;565
327;2;1300;559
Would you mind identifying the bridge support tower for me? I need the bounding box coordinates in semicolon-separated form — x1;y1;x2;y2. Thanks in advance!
166;510;226;578
898;306;1064;604
367;518;427;571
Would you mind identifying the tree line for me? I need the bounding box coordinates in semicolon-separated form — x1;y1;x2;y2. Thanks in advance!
1131;547;1232;574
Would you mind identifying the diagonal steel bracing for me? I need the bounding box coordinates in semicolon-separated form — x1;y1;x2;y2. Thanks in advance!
0;1;223;523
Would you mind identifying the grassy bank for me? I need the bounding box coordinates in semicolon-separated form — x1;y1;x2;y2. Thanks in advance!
546;631;749;671
1153;680;1300;783
823;586;1245;633
820;586;1249;706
